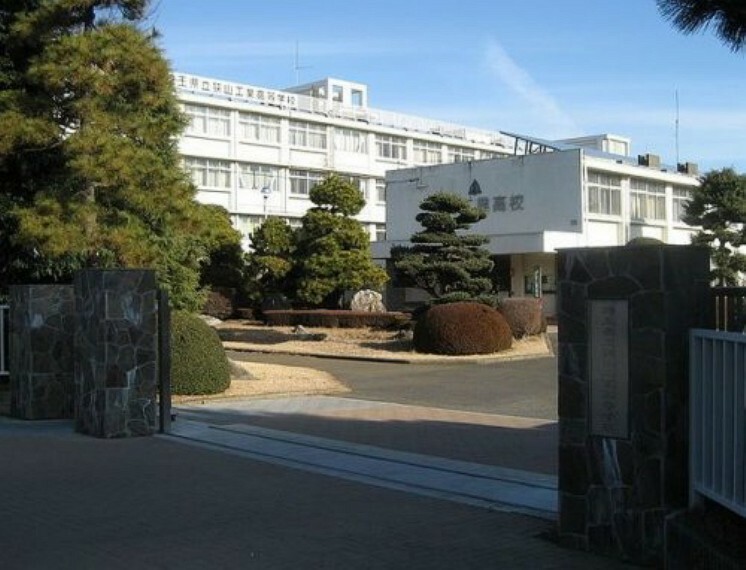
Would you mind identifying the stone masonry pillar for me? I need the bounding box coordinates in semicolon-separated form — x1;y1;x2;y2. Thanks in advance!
556;244;710;566
74;269;159;437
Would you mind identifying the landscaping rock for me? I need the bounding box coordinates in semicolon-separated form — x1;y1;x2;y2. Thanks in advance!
350;289;386;312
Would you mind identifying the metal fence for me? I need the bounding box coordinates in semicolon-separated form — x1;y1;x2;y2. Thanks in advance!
0;304;8;379
712;287;746;332
690;328;746;518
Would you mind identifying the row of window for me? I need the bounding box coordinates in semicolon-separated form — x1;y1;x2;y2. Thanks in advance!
587;171;693;222
234;215;386;243
183;104;493;163
183;158;387;202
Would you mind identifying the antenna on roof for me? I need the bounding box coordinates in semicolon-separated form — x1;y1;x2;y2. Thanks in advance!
675;89;680;164
294;41;311;86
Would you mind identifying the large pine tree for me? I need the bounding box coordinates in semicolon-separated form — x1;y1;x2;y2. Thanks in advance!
392;192;497;305
293;174;388;307
0;0;237;309
683;168;746;285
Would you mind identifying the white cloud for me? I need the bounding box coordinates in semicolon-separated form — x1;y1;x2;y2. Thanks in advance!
484;39;580;138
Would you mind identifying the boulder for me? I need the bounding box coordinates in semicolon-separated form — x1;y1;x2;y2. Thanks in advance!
350;289;386;312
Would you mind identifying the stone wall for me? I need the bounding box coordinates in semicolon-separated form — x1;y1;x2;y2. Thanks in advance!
74;269;159;438
557;245;710;566
9;285;75;419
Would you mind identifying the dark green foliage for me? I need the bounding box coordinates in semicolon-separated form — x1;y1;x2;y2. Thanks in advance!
170;311;231;395
245;217;295;304
293;174;388;307
263;309;410;329
413;302;512;355
498;298;544;338
393;192;498;306
0;0;228;310
199;205;246;292
657;0;746;52
682;168;746;285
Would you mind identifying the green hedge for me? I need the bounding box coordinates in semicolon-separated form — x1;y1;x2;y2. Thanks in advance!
171;311;231;395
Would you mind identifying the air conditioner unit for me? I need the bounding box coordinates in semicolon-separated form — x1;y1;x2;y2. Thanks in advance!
638;154;661;168
677;162;699;176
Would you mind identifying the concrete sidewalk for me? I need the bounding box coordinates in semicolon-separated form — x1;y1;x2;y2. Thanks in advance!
0;417;635;569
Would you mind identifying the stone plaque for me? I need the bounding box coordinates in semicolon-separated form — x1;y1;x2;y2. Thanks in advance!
588;300;629;439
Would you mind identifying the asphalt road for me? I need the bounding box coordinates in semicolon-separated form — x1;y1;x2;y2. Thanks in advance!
227;351;559;420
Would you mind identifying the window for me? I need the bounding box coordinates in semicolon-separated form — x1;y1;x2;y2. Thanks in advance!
673;186;694;223
375;179;386;203
184;157;232;188
235;214;264;240
289;169;324;196
587;171;621;215
334;128;368;153
238;164;278;191
413;140;442;165
351;89;363;107
448;146;476;163
289;120;327;149
376;135;407;160
184;104;231;137
630;178;666;221
374;224;386;242
238;113;280;143
332;85;343;103
480;150;499;160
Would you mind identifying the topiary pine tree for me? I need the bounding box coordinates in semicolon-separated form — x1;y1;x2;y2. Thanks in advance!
293;174;388;307
392;191;498;306
683;168;746;286
244;216;296;304
0;0;235;310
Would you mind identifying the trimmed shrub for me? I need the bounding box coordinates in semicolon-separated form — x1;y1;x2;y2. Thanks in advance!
171;311;231;395
413;302;512;355
202;287;235;320
263;310;411;329
498;298;544;338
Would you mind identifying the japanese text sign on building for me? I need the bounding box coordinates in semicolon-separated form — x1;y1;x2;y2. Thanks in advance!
173;73;298;110
475;194;525;213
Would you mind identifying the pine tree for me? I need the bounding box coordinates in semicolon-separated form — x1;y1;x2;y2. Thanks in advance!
245;216;296;303
293;174;388;307
683;168;746;285
657;0;746;52
0;0;237;309
392;192;497;305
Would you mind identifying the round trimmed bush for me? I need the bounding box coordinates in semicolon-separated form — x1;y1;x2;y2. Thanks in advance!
498;298;544;338
171;311;231;395
413;302;512;355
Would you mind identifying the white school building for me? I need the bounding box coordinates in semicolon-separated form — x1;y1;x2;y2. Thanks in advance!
374;140;700;315
173;72;701;314
174;72;519;249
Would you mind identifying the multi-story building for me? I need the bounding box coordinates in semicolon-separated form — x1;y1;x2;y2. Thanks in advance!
174;72;518;249
376;136;700;314
174;72;701;315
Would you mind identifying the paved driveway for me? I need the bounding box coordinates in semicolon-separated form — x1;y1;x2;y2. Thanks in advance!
228;351;559;420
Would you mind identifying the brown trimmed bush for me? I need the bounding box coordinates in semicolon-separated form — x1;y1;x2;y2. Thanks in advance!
171;311;231;395
202;287;235;320
413;302;512;355
263;310;411;329
498;298;544;338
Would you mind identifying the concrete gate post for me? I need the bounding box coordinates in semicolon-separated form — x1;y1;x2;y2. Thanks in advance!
556;244;710;566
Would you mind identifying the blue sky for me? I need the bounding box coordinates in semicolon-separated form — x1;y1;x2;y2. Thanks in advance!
151;0;746;172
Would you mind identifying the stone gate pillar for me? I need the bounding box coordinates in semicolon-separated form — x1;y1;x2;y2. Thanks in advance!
74;269;159;438
557;244;710;566
9;284;75;419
